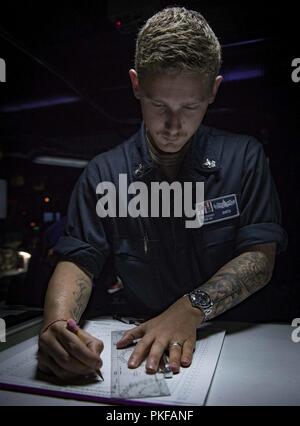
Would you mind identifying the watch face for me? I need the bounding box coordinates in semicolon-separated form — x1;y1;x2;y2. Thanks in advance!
191;290;212;309
199;292;212;307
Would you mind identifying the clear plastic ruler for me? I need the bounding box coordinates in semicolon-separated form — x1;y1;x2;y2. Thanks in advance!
111;330;170;399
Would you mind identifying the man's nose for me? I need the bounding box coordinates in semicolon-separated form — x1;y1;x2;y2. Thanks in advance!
164;112;182;134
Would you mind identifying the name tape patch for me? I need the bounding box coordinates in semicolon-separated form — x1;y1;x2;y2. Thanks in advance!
202;193;239;225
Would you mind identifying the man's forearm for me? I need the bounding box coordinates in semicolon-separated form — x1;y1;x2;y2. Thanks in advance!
43;261;93;326
198;243;276;320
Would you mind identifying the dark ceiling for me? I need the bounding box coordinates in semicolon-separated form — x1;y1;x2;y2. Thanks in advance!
0;0;298;165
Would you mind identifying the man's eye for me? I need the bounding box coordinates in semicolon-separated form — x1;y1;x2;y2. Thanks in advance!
153;103;164;108
184;106;198;111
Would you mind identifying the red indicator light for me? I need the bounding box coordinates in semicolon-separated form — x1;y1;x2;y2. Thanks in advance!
115;19;122;30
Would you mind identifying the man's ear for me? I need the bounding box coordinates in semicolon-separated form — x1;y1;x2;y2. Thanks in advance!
129;69;141;100
208;75;223;104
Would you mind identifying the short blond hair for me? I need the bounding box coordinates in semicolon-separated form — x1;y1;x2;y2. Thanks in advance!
135;7;221;87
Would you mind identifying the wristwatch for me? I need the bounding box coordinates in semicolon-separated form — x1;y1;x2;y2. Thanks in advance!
185;289;213;320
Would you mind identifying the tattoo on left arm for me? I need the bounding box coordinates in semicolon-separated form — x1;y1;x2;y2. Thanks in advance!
198;243;276;320
71;273;92;323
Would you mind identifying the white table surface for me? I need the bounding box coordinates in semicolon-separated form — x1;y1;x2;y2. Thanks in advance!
0;319;299;406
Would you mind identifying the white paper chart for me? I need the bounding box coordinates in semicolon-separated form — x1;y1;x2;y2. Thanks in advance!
0;319;225;405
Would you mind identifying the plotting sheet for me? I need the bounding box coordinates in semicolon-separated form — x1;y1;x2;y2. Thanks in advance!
137;326;226;406
0;319;225;405
111;330;170;399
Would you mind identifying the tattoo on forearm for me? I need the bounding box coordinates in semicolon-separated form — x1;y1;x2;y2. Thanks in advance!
71;274;92;322
199;246;275;320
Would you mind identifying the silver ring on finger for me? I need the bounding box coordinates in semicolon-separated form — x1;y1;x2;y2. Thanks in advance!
169;341;183;349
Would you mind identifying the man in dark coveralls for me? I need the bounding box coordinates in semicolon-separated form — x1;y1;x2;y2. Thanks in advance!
38;7;287;379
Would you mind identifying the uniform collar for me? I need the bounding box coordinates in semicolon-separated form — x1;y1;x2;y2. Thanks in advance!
132;122;222;181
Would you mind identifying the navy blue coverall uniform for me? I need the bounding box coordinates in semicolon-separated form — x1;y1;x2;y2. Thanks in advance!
54;124;287;318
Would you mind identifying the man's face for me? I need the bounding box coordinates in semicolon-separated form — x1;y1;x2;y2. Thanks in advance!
129;70;222;153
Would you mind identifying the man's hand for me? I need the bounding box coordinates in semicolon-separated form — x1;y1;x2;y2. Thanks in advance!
38;320;104;380
116;296;204;374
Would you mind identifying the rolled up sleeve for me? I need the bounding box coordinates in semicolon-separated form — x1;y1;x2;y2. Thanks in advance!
54;159;110;278
235;138;288;255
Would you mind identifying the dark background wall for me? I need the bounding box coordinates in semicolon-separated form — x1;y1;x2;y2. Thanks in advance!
0;0;299;322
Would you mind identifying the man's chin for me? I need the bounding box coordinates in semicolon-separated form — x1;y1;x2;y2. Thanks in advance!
151;135;187;151
157;141;187;153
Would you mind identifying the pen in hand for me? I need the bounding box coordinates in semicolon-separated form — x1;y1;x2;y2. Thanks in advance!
66;319;104;381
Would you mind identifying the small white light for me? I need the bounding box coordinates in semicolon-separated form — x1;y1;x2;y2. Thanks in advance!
18;251;32;260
